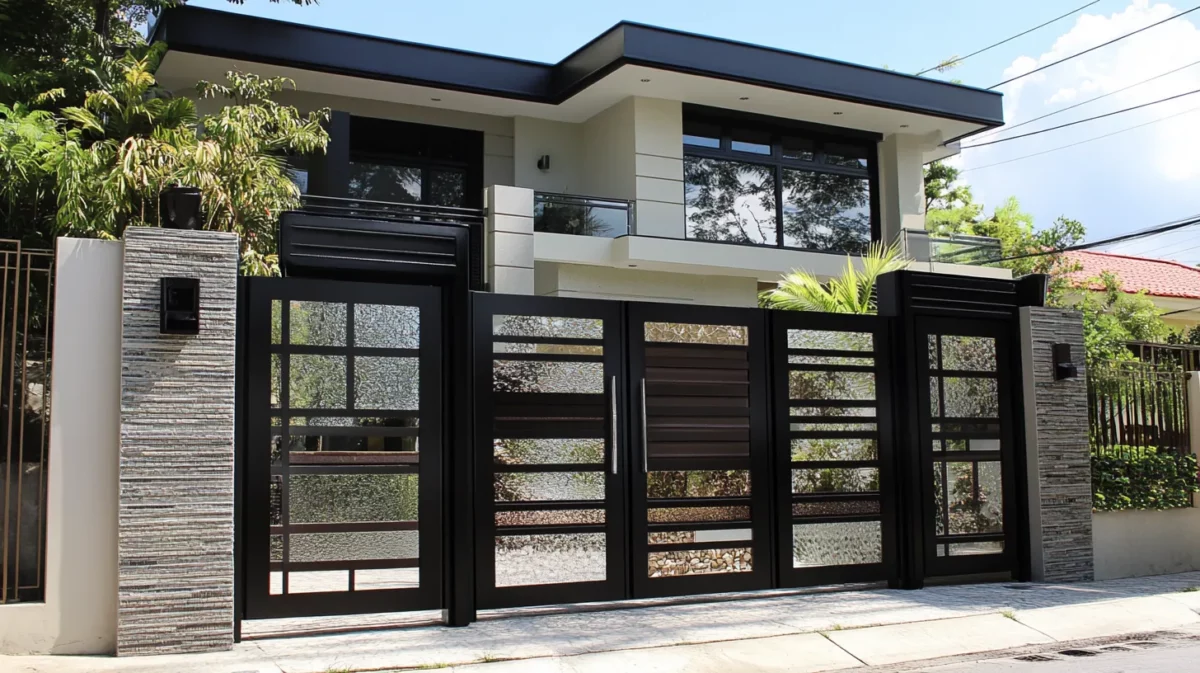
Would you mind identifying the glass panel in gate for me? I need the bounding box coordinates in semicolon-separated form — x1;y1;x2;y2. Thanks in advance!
268;298;424;597
779;322;885;582
927;333;1006;559
490;314;610;590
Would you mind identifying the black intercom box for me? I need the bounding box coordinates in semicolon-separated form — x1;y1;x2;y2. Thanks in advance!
160;277;200;335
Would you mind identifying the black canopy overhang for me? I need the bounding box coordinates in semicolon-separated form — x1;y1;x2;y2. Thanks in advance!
152;6;1004;131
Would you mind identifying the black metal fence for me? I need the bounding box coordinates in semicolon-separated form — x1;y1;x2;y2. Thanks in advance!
1088;359;1189;457
1128;341;1200;373
0;241;54;604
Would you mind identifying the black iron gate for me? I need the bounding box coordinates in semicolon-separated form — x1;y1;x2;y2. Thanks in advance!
242;277;444;618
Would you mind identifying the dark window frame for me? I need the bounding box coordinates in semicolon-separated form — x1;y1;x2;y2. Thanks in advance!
347;116;484;209
682;107;881;253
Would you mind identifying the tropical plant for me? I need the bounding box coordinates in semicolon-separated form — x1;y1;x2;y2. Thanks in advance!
0;43;329;273
759;242;907;314
1061;271;1171;367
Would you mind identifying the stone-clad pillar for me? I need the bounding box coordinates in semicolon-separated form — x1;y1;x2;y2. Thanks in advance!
117;228;239;655
1020;307;1094;582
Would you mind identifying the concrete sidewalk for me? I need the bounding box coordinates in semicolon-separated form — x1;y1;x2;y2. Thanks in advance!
6;572;1200;673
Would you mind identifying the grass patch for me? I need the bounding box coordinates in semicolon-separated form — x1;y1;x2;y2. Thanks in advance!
1181;586;1200;593
1001;610;1016;620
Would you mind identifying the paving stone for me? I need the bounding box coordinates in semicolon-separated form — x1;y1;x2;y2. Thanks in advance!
824;614;1052;666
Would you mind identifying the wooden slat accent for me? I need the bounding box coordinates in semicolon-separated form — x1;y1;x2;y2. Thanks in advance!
645;341;751;460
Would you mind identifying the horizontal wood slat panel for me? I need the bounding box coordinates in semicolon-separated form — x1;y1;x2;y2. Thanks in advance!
645;341;752;461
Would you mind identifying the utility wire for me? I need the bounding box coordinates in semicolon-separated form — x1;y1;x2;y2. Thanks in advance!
960;87;1200;148
990;4;1200;89
960;104;1200;172
973;57;1200;140
985;213;1200;264
914;1;1099;76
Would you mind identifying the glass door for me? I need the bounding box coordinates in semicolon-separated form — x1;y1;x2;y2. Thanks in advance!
917;317;1019;577
473;295;627;609
626;303;773;598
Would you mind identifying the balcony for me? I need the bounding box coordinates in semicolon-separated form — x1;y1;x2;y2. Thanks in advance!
899;230;1003;265
533;192;634;238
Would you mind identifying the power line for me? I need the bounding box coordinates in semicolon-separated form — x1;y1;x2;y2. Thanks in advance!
986;213;1200;265
914;1;1099;76
990;4;1200;89
973;57;1200;140
960;87;1200;149
960;104;1200;172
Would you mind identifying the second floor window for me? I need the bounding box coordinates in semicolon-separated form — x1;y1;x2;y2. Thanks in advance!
683;113;877;254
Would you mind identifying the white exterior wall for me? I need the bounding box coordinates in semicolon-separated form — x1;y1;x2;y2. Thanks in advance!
579;98;637;200
0;239;122;655
631;98;685;238
513;117;583;194
878;133;927;242
1093;509;1200;580
535;262;758;307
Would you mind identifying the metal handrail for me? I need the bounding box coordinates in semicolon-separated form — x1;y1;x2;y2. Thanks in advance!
533;191;635;237
298;194;487;226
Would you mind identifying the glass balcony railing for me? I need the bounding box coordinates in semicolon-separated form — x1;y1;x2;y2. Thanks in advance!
533;192;634;238
899;230;1003;265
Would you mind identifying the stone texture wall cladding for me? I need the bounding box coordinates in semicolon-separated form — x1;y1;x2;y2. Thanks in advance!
1022;307;1093;583
117;228;239;655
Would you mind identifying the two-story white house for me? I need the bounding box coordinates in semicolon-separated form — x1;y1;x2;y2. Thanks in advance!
152;5;1009;305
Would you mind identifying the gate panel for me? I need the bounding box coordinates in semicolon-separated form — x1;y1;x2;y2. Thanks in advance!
244;278;443;618
473;294;626;609
627;303;772;598
771;312;896;587
915;317;1019;577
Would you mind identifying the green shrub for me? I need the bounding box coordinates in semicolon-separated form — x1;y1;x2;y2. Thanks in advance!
1092;447;1200;511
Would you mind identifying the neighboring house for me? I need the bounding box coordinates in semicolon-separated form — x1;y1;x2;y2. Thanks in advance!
1062;250;1200;330
150;5;1009;306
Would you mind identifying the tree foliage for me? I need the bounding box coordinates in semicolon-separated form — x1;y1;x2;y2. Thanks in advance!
0;0;328;272
759;242;907;314
1061;271;1171;367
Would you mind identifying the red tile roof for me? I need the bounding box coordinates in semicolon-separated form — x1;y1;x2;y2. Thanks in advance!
1063;250;1200;300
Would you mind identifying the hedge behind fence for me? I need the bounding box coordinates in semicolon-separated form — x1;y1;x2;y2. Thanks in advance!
1092;447;1200;511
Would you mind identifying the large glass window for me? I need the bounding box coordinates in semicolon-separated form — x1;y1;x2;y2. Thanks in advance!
347;116;478;208
683;112;877;254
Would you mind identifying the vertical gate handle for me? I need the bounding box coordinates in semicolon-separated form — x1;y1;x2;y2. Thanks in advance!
641;377;649;473
610;375;618;475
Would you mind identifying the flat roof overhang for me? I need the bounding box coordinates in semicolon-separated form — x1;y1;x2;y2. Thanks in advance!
152;6;1003;145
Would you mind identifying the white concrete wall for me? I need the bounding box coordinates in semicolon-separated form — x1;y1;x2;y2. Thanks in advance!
579;98;637;201
264;90;517;189
513;117;583;194
632;98;685;238
535;262;759;307
1094;508;1200;580
878;133;927;242
486;185;536;294
0;238;121;655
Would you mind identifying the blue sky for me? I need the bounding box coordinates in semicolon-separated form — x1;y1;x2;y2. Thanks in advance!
191;0;1200;261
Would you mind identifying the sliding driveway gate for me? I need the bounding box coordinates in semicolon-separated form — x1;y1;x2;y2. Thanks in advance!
237;271;1039;626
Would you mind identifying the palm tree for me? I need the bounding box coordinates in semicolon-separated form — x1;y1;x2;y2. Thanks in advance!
759;242;908;314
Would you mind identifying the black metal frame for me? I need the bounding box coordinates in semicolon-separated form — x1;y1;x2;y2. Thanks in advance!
770;310;899;588
472;294;628;609
626;302;774;597
242;277;444;619
681;106;882;253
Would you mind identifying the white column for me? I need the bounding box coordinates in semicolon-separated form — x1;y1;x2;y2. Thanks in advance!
878;134;927;244
484;185;535;295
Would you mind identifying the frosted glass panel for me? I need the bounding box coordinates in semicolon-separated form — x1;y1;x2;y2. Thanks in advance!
648;529;752;545
787;330;872;351
289;474;418;523
649;548;752;577
647;506;750;523
495;509;605;526
355;357;419;410
289;301;346;346
792;468;879;494
493;342;603;356
289;531;419;562
789;370;875;400
793;521;882;567
645;322;747;346
290;355;346;408
792;500;880;517
939;335;997;372
355;304;419;349
938;461;1004;535
494;438;605;465
791;438;877;462
495;533;606;586
493;360;604;393
494;472;604;502
493;315;603;340
647;471;751;498
942;377;999;418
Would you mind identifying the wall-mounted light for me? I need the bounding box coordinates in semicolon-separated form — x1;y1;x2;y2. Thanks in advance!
1053;343;1078;380
537;155;551;171
739;96;750;101
160;186;202;230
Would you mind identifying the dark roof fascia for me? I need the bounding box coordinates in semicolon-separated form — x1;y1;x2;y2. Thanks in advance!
152;6;1004;128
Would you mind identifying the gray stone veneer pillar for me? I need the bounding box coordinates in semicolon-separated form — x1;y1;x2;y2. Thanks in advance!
117;228;239;655
1020;307;1094;582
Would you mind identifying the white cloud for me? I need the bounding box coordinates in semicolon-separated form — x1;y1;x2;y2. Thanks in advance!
958;1;1200;246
